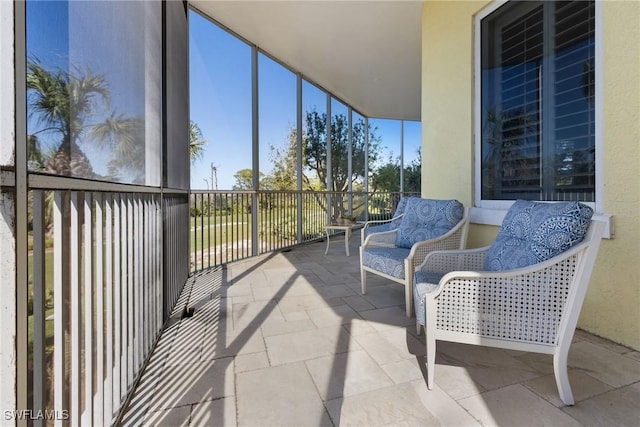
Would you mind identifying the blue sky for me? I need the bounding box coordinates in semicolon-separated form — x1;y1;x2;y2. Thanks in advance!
26;1;157;184
26;2;420;190
189;9;421;190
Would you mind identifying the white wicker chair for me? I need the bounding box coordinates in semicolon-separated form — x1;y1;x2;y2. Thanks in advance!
413;201;605;406
360;199;470;317
360;197;410;245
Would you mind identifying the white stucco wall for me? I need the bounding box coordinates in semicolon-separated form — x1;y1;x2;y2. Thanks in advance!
421;0;640;349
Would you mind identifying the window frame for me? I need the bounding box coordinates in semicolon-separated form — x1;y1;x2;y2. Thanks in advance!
473;0;604;219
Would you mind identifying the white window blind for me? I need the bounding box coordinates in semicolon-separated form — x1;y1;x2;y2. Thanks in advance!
481;0;595;202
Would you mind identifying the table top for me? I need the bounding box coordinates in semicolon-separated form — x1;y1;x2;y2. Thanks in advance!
325;222;363;230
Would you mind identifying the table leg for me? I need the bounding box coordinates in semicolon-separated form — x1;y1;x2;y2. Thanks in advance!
324;229;330;255
345;228;351;256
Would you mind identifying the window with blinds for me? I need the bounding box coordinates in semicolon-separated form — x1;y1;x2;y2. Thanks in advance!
480;0;595;202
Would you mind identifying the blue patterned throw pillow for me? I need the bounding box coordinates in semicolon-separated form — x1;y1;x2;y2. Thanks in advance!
484;200;593;271
395;199;464;249
390;197;411;227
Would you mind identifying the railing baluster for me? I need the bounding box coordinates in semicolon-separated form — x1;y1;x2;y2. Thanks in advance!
120;195;129;399
70;191;81;423
104;194;113;426
126;195;134;388
83;192;94;424
32;190;45;427
113;195;122;411
53;191;66;427
94;193;104;426
135;195;142;375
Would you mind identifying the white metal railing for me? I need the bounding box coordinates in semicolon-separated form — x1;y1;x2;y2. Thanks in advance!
28;186;171;425
25;183;413;423
189;190;420;272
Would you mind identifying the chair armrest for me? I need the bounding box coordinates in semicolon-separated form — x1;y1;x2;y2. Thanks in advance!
362;229;398;247
407;207;473;273
362;213;404;231
417;247;490;274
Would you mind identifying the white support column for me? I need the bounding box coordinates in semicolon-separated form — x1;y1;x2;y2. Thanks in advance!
0;0;16;416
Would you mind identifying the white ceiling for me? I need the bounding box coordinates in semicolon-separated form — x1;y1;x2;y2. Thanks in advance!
190;1;423;121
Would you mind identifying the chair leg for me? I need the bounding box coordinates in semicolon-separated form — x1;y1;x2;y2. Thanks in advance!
404;279;413;317
360;268;367;295
553;349;575;406
425;331;435;390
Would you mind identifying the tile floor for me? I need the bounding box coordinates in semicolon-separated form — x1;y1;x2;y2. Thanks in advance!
122;233;640;426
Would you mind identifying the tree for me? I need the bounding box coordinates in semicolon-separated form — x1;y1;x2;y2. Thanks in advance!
189;120;208;162
403;148;422;193
301;110;378;192
266;110;381;219
232;168;266;190
370;157;401;193
26;58;146;182
27;59;110;178
90;113;145;182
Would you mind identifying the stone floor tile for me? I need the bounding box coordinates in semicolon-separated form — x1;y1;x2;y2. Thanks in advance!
568;341;640;387
232;300;285;327
573;329;633;354
361;285;406;309
624;351;640;362
378;327;426;357
410;381;482;426
305;350;394;400
190;397;237;427
150;357;235;410
277;294;342;313
524;371;613;407
234;351;270;373
437;341;542;391
317;283;358;299
325;382;441;427
426;353;485;400
141;406;190;427
562;382;640;426
513;351;556;375
353;330;415;365
340;318;377;337
281;309;311;322
265;325;357;366
358;306;415;330
199;328;266;360
318;272;360;287
459;384;583;427
236;363;332;427
124;241;640;427
379;358;424;384
260;318;317;337
307;303;361;327
341;294;376;312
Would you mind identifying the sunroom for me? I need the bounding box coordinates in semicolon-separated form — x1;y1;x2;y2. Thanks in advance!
1;1;639;425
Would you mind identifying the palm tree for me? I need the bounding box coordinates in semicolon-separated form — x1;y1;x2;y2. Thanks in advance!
27;59;112;178
189;120;207;162
90;112;145;182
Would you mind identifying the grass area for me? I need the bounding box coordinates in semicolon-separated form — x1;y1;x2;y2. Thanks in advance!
189;213;252;252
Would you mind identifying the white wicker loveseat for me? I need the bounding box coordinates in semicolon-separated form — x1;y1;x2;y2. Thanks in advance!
413;200;605;405
360;198;470;317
